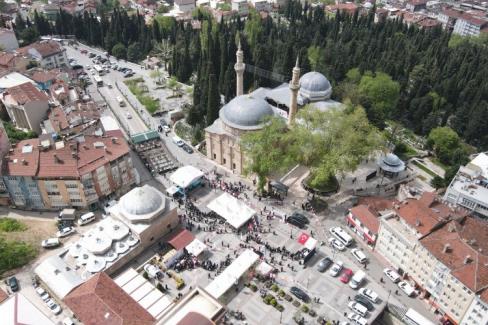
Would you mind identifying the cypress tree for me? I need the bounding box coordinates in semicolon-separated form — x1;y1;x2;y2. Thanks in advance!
206;73;220;126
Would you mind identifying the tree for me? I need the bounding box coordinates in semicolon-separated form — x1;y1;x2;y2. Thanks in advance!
0;237;37;275
427;127;463;165
358;72;400;127
206;74;220;125
19;28;39;45
127;42;142;62
112;43;127;59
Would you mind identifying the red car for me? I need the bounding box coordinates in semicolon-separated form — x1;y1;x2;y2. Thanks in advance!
340;268;353;283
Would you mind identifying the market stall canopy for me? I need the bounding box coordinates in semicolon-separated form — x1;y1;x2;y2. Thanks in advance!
167;229;195;251
297;232;318;251
170;166;204;189
186;238;207;256
207;193;256;229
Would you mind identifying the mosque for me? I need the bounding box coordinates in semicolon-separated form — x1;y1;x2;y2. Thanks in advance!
205;43;342;175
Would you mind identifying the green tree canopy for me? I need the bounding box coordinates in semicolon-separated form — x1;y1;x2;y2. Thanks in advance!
112;43;127;60
427;126;468;165
127;42;142;62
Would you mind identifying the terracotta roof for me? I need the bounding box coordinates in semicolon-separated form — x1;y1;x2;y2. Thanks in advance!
358;196;395;215
417;17;441;28
38;141;78;178
0;287;8;303
4;138;40;177
394;192;468;236
47;106;70;132
0;52;15;66
167;229;195;250
27;40;63;58
350;205;380;233
177;312;214;325
441;8;464;19
5;82;49;104
480;288;488;304
77;131;130;175
30;69;59;83
420;216;488;293
64;272;155;325
407;0;427;5
460;13;488;26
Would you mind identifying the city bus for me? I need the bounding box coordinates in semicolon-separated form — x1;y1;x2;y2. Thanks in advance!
403;308;436;325
94;75;103;87
93;64;105;75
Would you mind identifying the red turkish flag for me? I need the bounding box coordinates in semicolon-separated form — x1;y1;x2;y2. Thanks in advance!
297;232;310;245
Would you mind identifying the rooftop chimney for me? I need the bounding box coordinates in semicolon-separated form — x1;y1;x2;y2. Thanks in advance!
415;219;422;227
21;159;27;165
443;243;451;253
111;137;118;144
464;255;472;264
53;154;62;163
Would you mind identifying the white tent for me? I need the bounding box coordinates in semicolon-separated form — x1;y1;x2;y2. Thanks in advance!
169;166;204;189
207;193;256;229
186;238;207;256
205;249;259;299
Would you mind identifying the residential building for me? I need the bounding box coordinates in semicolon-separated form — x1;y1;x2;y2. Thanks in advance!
232;0;249;15
0;293;55;325
461;290;488;325
1;131;136;209
250;0;269;12
0;52;29;71
44;100;100;135
18;40;68;69
406;0;427;12
0;82;50;134
0;71;36;89
346;205;382;247
174;0;196;14
453;14;488;36
437;8;464;31
0;122;11;206
444;153;488;218
0;28;19;51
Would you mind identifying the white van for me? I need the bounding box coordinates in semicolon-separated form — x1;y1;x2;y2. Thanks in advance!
77;212;95;226
349;270;366;289
329;227;353;246
117;96;126;107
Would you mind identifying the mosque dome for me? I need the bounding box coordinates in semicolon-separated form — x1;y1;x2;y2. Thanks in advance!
299;71;332;102
120;185;163;216
220;95;274;130
378;153;405;173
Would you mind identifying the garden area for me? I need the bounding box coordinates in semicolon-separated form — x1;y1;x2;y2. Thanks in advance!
124;78;160;114
0;217;38;276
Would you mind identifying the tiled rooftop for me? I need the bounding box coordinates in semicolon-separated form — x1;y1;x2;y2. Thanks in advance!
4;82;49;104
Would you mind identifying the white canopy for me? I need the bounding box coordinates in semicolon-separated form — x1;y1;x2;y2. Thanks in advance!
304;237;318;251
186;238;207;256
256;261;274;276
166;185;181;196
207;193;256;229
205;249;259;299
169;166;204;189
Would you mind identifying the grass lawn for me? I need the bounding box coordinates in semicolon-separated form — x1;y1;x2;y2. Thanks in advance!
124;79;160;114
174;121;192;142
430;157;449;170
412;160;437;178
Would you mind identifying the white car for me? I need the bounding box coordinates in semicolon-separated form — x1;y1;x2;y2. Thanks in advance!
348;301;368;317
346;312;368;325
162;125;170;132
126;113;132;119
358;288;379;303
56;226;75;238
42;238;60;248
329;261;344;277
62;317;75;325
351;248;367;264
46;299;62;315
383;268;401;283
36;287;50;301
398;281;416;297
328;237;346;251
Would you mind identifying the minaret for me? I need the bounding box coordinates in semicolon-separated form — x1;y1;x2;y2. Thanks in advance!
288;57;300;126
234;39;245;96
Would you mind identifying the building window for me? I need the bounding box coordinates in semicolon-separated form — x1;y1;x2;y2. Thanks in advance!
223;158;226;164
232;163;236;169
213;154;216;159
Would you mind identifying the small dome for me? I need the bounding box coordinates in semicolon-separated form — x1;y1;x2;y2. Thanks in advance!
383;153;402;167
120;185;163;216
378;153;405;174
220;95;274;130
299;71;332;102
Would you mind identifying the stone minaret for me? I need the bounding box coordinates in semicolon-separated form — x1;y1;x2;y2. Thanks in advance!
235;40;245;96
288;57;300;126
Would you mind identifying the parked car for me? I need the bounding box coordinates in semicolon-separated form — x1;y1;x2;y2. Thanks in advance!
36;287;50;301
126;113;132;119
398;281;416;297
77;212;95;226
62;317;75;325
290;286;310;303
46;299;62;315
287;216;306;229
348;301;368;317
42;238;61;248
328;237;346;251
354;295;374;311
182;144;194;154
80;49;88;54
358;288;379;303
340;268;353;284
88;52;96;58
317;257;333;272
351;248;367;264
7;277;19;292
329;261;343;277
346;312;368;325
56;226;75;238
290;212;309;224
383;268;401;283
162;125;170;132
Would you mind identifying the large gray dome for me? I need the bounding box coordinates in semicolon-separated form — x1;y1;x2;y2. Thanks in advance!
299;71;332;102
220;95;274;130
378;153;405;173
120;185;163;216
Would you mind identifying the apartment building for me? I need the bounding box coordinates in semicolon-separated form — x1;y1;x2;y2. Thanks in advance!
18;40;68;69
453;14;488;37
376;192;488;324
437;8;464;31
444;153;488;218
461;290;488;325
0;82;50;134
1;130;136;210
